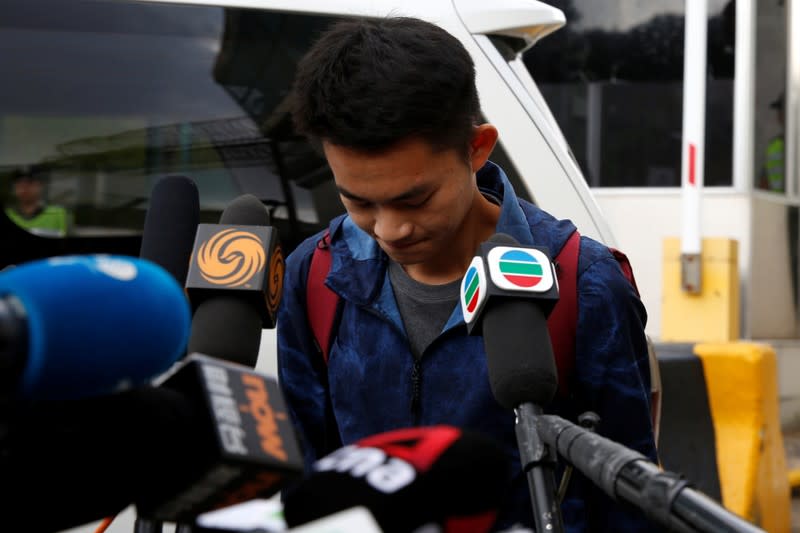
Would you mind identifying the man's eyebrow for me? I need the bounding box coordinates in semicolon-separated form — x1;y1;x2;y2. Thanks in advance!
336;183;430;203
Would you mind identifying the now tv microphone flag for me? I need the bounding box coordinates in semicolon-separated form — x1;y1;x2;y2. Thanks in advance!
282;426;512;533
1;356;304;532
137;353;304;522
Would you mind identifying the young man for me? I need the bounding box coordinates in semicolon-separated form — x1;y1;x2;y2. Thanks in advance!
278;16;657;531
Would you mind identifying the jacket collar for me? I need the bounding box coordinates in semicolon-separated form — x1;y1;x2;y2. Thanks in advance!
476;161;536;247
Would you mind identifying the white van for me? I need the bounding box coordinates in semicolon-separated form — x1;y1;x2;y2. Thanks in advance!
0;0;613;267
1;0;620;363
0;1;627;531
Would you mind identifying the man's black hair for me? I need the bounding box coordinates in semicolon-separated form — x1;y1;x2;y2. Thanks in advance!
290;17;481;157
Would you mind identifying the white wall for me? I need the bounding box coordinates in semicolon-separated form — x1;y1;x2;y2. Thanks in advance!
750;194;800;338
593;190;751;340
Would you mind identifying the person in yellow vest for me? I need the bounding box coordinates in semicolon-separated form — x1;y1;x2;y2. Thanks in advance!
759;92;800;309
759;92;785;192
5;165;70;237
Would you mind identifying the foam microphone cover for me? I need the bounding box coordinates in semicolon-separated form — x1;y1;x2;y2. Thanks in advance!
0;255;191;401
481;233;558;409
219;193;270;226
139;175;200;285
282;426;512;533
187;296;262;368
1;386;208;533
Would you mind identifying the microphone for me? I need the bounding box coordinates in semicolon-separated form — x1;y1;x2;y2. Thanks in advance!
1;386;206;533
0;255;191;401
185;194;284;332
162;194;284;533
460;233;559;409
139;175;200;285
187;296;263;369
186;194;285;368
137;175;200;533
136;354;304;522
461;233;563;531
281;426;512;533
0;355;304;532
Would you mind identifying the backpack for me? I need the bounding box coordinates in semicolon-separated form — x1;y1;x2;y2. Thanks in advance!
305;228;641;399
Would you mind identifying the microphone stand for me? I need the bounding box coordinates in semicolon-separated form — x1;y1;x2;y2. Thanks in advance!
536;414;766;533
514;403;564;533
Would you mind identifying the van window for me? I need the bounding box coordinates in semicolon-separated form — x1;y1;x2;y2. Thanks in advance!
1;1;533;254
0;0;344;251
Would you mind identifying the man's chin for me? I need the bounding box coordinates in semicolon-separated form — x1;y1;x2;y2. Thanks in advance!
386;253;424;266
380;246;428;266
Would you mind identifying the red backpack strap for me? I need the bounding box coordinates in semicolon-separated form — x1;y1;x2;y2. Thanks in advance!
306;230;340;364
609;247;660;434
609;247;640;296
547;230;580;397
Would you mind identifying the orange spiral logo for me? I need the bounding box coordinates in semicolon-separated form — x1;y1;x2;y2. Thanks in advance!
267;244;285;312
197;229;266;287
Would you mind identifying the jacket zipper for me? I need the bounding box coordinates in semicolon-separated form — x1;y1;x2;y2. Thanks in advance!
362;305;424;425
410;359;422;424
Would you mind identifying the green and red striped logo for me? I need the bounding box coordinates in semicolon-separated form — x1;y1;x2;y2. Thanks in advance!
460;257;487;324
498;249;543;288
462;266;481;313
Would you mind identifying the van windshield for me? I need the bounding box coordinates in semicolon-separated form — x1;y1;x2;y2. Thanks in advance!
0;0;344;245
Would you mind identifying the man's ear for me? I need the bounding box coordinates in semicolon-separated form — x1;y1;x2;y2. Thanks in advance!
469;124;499;173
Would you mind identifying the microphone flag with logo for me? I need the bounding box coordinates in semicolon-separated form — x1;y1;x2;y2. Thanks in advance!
185;194;284;328
460;233;559;335
282;426;512;533
136;353;304;522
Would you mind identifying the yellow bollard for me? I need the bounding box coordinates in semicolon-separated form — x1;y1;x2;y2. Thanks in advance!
694;342;791;532
789;469;800;491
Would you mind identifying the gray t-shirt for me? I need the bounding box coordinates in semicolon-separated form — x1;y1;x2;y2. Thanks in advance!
388;260;461;360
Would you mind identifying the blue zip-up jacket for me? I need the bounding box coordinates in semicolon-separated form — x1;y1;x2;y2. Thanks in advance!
278;162;657;531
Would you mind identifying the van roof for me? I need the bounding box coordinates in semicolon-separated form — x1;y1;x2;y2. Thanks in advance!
138;0;565;49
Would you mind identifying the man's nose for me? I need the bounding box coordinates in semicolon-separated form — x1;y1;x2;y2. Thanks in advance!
373;208;413;242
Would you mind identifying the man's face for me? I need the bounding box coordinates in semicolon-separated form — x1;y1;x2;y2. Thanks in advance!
13;176;43;205
324;137;477;268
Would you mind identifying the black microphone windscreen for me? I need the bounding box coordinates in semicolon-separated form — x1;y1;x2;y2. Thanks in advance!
481;233;558;409
282;426;512;533
1;387;208;532
187;297;262;367
140;175;200;285
219;194;270;226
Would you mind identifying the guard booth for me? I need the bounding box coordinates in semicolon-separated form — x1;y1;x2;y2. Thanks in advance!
525;1;799;529
524;0;800;346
